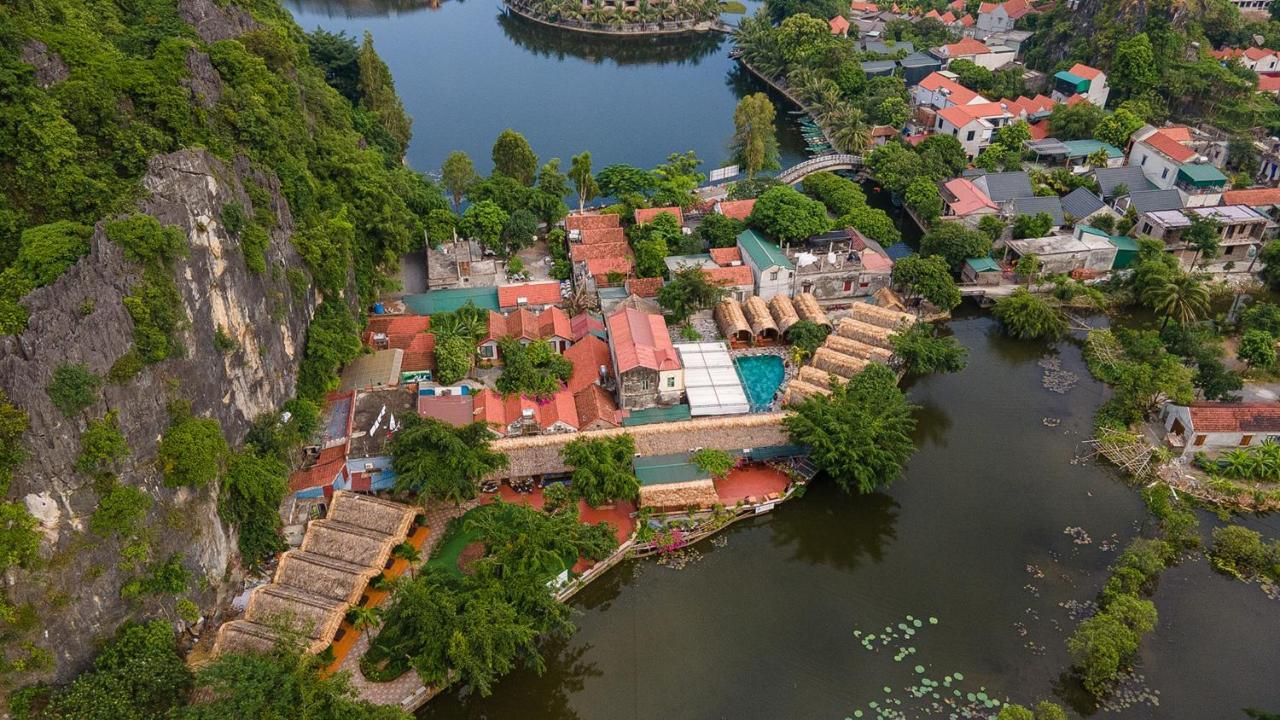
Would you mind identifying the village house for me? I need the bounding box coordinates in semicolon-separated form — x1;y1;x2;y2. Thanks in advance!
1050;64;1109;107
1222;187;1280;222
607;307;684;410
1001;226;1121;276
737;228;796;301
941;177;1001;224
974;0;1033;36
912;71;983;110
790;228;895;300
567;213;634;293
664;247;756;302
426;239;499;290
829;14;850;35
1134;205;1270;263
961;256;1003;284
1160;403;1280;456
472;389;580;437
478;306;573;361
714;198;756;221
1060;186;1121;226
1094;165;1157;201
931;37;1014;70
564;334;624;431
1128;126;1228;207
1210;46;1280;73
634;206;685;226
362;314;434;384
497;281;563;312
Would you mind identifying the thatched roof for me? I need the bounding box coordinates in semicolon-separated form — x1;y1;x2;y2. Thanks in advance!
301;520;399;568
211;620;283;656
638;479;720;511
490;413;790;480
244;585;346;647
768;294;800;335
743;295;779;339
274;550;375;604
846;301;914;330
835;317;894;349
714;299;751;342
797;365;839;389
824;333;893;363
872;286;910;313
812;347;869;379
793;292;830;329
785;379;831;405
327;491;415;538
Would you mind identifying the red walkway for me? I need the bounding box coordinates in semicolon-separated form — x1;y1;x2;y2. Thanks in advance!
714;464;790;504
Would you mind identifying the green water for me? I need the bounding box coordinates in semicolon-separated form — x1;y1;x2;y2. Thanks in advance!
734;354;785;411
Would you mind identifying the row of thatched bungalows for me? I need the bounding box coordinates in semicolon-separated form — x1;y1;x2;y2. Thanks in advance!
714;292;831;346
784;302;916;405
211;492;417;657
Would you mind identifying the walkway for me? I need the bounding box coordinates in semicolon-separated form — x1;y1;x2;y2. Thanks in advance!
774;154;862;184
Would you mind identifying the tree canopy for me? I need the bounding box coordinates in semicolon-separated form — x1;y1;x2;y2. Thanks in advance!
992;289;1067;341
890;322;968;375
749;185;831;242
657;267;729;324
919;222;992;273
390;416;508;505
561;434;640;506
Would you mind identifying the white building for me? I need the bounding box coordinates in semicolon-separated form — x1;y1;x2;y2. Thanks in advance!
1128;126;1228;207
1160;403;1280;456
736;228;795;301
975;0;1033;36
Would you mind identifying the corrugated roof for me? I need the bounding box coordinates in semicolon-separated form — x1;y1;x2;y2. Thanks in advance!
1128;189;1184;214
1010;196;1064;225
972;171;1034;202
1176;163;1228;185
1094;166;1156;197
634;452;710;486
1060;187;1105;219
402;287;499;314
965;256;1000;272
737;228;794;270
621;404;692;427
1060;139;1124;159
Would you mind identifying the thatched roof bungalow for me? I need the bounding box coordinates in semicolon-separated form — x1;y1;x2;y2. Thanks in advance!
793;292;831;329
768;295;800;336
824;333;893;363
812;347;869;379
835;317;894;349
714;300;751;343
242;585;347;651
326;492;416;538
301;520;401;568
785;379;831;405
743;295;780;341
846;301;914;331
638;480;721;512
273;551;376;604
798;365;839;390
210;620;281;656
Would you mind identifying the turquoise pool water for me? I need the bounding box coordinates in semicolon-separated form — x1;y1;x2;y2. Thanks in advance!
734;354;785;411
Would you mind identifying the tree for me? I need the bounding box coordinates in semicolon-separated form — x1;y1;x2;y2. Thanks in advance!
843;205;902;245
1014;252;1043;289
749;186;831;242
357;32;412;158
491;129;538;186
690;448;735;479
629;212;682;278
657;267;729;324
1012;212;1054;239
903;177;943;223
596;164;655;198
441;151;478;212
46;362;101;416
434;334;474;385
866;142;924;196
697;212;745;248
495;339;573;396
459;200;509;253
919;221;992;273
783;364;917;494
1048;101;1104;140
1238;329;1277;368
0;501;41;572
501;208;539;254
348;605;382;645
650;151;704;208
562;434;639;506
569;152;598;213
731;93;781;178
307;29;361;102
992;289;1067;340
1096;107;1144;149
891;254;960;312
537;158;568;200
76;410;129;476
1111;33;1158;101
45;620;192;720
916;134;968;178
298;299;362;403
0;391;28;495
891;322;967;375
786;320;830;358
1261;240;1280;289
1142;274;1209;327
1182;214;1221;267
1068;594;1157;696
220;450;287;569
977;215;1005;243
870;95;910;128
391;416;508;506
158;405;228;488
1194;357;1243;401
423;209;456;248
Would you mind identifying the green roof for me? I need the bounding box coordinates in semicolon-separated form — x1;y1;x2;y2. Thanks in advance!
1060;139;1124;159
737;228;794;271
1054;70;1089;91
1106;235;1140;251
402;287;499;314
1176;163;1228;187
965;256;1000;272
633;452;710;486
621;404;692;427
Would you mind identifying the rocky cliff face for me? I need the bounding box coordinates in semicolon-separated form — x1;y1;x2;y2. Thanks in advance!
0;148;314;680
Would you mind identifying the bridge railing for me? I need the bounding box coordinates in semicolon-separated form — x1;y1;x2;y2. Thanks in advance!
775;154;861;183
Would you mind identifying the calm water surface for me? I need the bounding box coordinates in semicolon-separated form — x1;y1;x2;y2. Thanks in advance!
419;314;1280;719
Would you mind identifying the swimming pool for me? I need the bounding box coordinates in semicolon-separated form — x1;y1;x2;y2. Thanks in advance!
733;354;785;412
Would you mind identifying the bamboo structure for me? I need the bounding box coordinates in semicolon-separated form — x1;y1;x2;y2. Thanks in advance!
823;333;893;363
639;479;721;512
846;301;914;331
792;292;831;329
768;294;800;336
743;295;780;341
714;299;751;343
835;317;894;349
811;347;869;378
785;379;831;405
797;365;839;389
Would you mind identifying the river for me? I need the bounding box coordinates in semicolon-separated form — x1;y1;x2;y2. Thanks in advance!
280;2;1280;716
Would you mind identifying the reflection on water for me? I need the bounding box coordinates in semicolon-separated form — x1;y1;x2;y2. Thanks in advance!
768;484;900;571
288;0;447;18
497;12;725;66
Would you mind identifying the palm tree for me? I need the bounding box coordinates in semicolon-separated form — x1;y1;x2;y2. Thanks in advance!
1142;274;1210;328
825;104;871;155
393;542;422;579
348;605;381;646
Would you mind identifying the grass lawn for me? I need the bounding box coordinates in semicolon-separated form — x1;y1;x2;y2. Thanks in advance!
426;505;491;579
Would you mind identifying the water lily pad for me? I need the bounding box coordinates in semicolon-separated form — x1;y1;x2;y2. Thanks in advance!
966;693;976;703
912;619;923;627
884;686;892;694
928;616;938;624
953;672;964;680
914;665;925;673
853;712;863;718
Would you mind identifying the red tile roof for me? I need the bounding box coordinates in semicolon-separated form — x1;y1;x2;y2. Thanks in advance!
941;38;991;57
981;0;1032;17
1245;47;1278;61
606;307;680;373
626;276;664;297
570;241;631;262
943;178;1000;215
939;10;956;22
1259;75;1280;93
400;332;436;372
485;307;572;343
924;8;940;17
1223;187;1280;206
634;206;685;226
936;104;985;128
586;256;634;278
829;15;850;33
498;281;562;309
1188;403;1280;433
1142;129;1196;163
709;247;742;265
850;0;878;10
959;13;974;25
289;445;348;493
564;335;613;393
716;198;756;221
570;312;605;341
364;314;430;341
1067;63;1103;80
580;226;626;245
416;394;474;426
918;72;981;105
565;213;621;232
705;264;755;287
473;389;579;432
574;384;622;429
363;314;434;370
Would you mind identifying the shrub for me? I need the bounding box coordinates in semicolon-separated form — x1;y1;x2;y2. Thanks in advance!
1209;525;1280;581
220;450;288;568
90;483;152;539
690;448;735;479
76;411;130;476
157;404;228;488
433;334;474;385
46;363;101;416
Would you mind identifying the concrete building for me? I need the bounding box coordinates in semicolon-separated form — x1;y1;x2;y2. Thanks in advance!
478;307;573;361
1160;403;1280;456
1002;227;1118;275
1134;205;1270;264
737;228;795;301
790;229;895;301
932;37;1015;70
1128;126;1228;207
606;307;684;410
427;239;498;290
974;0;1033;36
1051;64;1109;107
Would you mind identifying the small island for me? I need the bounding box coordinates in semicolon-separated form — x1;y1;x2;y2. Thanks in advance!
501;0;731;35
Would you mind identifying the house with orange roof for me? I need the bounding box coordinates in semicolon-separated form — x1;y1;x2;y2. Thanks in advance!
478;307;573;362
850;0;878;12
1223;187;1280;215
1212;46;1280;73
1258;74;1280;96
497;281;563;312
829;14;850;35
634;206;685;226
664;248;755;302
714;198;756;221
606;307;683;410
570;239;634;293
912;71;986;110
975;0;1034;35
942;177;1001;223
625;276;664;298
288;390;357;499
1051;63;1110;107
933;37;1014;70
932;102;1010;158
363;315;435;382
472;389;580;437
564;335;624;431
1129;126;1228;207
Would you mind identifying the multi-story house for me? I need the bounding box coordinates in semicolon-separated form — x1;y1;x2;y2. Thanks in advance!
736;228;795;301
1128;126;1228;207
607;307;684;410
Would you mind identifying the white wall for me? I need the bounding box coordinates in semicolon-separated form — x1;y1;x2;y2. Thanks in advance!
1130;142;1182;190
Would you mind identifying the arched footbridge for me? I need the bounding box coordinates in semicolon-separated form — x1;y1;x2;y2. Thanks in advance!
774;153;862;185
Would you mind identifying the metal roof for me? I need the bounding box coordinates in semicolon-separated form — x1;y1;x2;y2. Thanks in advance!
1060;139;1124;159
633;452;709;486
1010;195;1065;225
1026;138;1069;156
972;171;1034;202
1093;166;1156;197
674;342;750;417
965;256;1000;272
1176;163;1228;186
621;404;692;427
737;228;794;270
900;51;941;67
861;60;898;75
1128;189;1184;215
1060;187;1106;219
402;287;500;314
